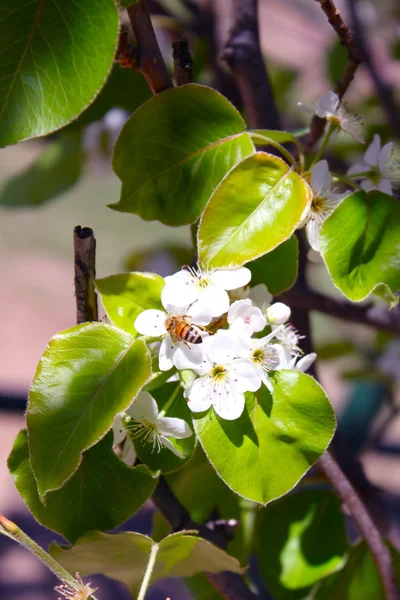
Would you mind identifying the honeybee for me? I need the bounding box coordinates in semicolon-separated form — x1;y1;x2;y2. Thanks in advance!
166;315;204;345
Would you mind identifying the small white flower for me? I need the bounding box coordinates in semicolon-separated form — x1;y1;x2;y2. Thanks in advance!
118;392;192;459
348;134;399;194
55;572;98;600
176;330;261;421
266;302;291;325
273;324;303;360
285;352;317;372
162;265;251;318
228;299;266;336
302;160;345;251
246;332;286;392
298;91;364;142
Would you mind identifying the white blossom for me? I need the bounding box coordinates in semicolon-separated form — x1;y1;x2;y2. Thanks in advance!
227;299;266;336
273;323;303;361
266;302;291;325
298;91;364;142
348;134;399;195
55;573;98;600
242;331;286;392
302;160;345;251
162;265;251;318
176;330;261;421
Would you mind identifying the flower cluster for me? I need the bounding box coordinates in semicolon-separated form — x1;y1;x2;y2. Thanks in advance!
134;266;316;423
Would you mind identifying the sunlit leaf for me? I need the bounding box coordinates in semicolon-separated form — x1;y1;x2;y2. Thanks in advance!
51;530;243;596
247;235;298;294
111;84;254;225
8;430;156;544
0;0;119;146
193;371;335;504
198;153;311;268
320;191;400;308
27;323;151;499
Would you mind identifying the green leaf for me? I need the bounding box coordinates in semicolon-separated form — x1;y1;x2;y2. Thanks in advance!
8;430;156;544
185;573;225;600
96;272;165;337
111;84;255;225
0;132;82;207
27;323;151;499
256;490;347;599
193;371;336;504
251;129;302;152
320;191;400;307
198;152;311;268
132;383;196;473
247;235;298;294
0;0;119;147
50;530;243;596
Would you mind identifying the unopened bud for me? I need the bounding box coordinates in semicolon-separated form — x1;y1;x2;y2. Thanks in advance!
0;514;18;533
266;302;291;325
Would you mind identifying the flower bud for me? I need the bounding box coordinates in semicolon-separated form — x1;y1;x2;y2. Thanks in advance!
266;302;291;325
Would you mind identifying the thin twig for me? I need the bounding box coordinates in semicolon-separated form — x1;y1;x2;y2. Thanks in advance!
304;0;363;153
279;284;400;336
222;0;281;129
346;0;400;140
172;37;193;85
127;0;173;94
73;226;98;324
319;452;399;600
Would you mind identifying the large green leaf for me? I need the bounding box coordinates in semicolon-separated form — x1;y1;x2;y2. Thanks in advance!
8;430;156;544
27;323;151;499
50;530;243;596
193;371;336;504
256;490;347;599
320;190;400;307
111;84;255;225
247;235;298;294
198;152;311;268
0;0;119;147
0;132;82;207
96;272;165;337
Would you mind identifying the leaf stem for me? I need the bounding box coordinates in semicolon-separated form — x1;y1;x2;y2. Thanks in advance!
249;132;296;165
137;543;159;600
158;384;181;418
309;123;335;168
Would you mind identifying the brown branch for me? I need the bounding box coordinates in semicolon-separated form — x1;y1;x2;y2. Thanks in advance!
279;284;400;336
126;0;173;94
73;226;98;324
221;0;281;130
304;0;363;153
319;452;399;600
172;37;193;86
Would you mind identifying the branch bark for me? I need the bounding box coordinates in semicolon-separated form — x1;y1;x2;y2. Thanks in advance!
222;0;281;130
127;0;173;94
73;226;98;324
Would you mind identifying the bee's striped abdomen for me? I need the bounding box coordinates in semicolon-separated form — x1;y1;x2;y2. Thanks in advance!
178;323;202;344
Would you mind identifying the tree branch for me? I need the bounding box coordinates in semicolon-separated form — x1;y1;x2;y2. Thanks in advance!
172;37;193;86
319;452;399;600
279;284;400;336
127;0;173;94
304;0;363;153
222;0;281;130
73;226;98;324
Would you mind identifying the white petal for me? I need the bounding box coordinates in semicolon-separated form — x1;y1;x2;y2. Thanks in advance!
228;300;266;334
249;283;272;310
361;179;373;192
296;352;317;372
297;101;314;113
260;370;274;392
348;162;368;176
364;134;381;167
228;299;252;324
157;416;192;439
159;436;184;458
196;286;230;318
212;385;245;421
162;271;198;313
112;415;126;445
315;91;339;118
173;342;209;373
378;179;393;195
210;267;251;290
159;336;177;371
228;359;261;392
379;142;393;171
185;378;213;413
135;309;167;337
306;219;322;252
127;391;158;422
266;302;291;325
311;160;331;195
341;121;365;143
121;438;137;466
186;300;213;325
207;330;240;364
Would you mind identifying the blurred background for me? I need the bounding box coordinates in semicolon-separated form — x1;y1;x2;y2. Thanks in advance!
1;0;400;597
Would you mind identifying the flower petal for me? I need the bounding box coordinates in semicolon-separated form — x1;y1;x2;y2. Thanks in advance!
260;370;274;392
228;299;266;334
112;415;126;445
250;283;272;310
186;300;213;325
207;330;241;364
311;160;331;195
347;162;368;176
121;438;137;466
210;267;251;290
162;271;198;313
135;309;167;337
127;391;158;422
228;359;261;393
185;378;213;413
306;219;322;252
159;336;177;371
296;352;317;372
378;179;393;195
266;302;291;325
173;342;209;373
315;91;339;118
364;134;381;167
157;416;192;439
159;435;185;458
379;142;393;172
361;179;373;192
195;285;230;318
212;385;245;421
